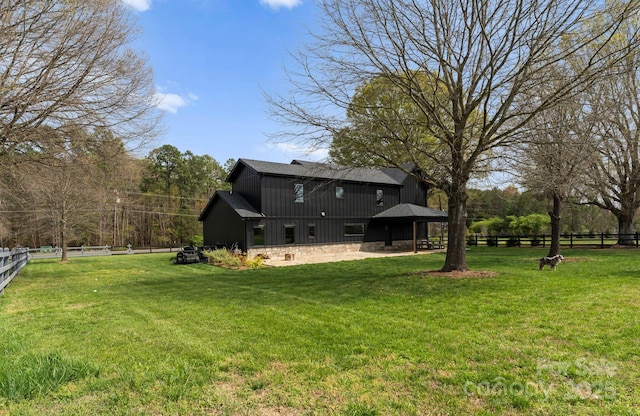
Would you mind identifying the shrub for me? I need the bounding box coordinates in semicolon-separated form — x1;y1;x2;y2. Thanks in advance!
203;249;242;268
202;249;266;269
506;236;520;247
469;217;507;235
486;236;498;247
190;235;204;247
245;256;264;269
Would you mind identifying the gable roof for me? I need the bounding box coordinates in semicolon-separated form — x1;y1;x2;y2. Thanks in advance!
373;204;448;221
198;191;263;221
227;158;404;186
380;163;417;184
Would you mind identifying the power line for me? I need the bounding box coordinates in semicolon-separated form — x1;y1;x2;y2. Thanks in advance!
120;190;214;202
0;209;200;217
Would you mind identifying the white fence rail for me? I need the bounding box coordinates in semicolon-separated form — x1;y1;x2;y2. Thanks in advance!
0;247;30;295
28;245;112;258
28;245;180;259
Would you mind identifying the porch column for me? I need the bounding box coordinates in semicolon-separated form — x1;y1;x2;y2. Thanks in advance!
413;220;417;253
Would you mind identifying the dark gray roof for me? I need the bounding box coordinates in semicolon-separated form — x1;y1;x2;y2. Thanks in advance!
373;204;448;221
228;158;403;186
381;163;417;184
198;191;263;221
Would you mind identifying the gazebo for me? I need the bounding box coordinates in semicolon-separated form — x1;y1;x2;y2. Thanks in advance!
373;203;448;253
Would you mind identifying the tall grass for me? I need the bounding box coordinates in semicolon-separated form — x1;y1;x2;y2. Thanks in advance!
0;349;99;401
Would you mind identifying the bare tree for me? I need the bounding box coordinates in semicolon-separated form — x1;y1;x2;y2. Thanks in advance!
0;0;161;162
515;102;594;256
8;127;106;260
267;0;639;271
580;52;640;245
518;17;640;249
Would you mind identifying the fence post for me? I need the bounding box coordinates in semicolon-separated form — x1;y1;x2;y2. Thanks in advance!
601;232;605;249
570;233;573;249
542;234;546;248
1;248;29;295
0;248;7;295
636;232;639;248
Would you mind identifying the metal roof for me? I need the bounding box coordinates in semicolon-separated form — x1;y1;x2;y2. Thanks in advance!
198;191;263;221
373;203;448;221
227;158;404;186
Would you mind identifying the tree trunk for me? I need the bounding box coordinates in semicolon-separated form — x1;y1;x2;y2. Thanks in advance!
616;213;635;245
547;192;562;256
61;201;68;262
441;187;468;272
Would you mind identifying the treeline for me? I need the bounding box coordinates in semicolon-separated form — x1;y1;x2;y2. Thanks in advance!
1;133;233;250
463;187;616;235
428;186;616;236
2;133;619;251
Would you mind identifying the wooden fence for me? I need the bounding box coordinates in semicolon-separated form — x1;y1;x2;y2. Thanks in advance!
28;245;112;258
27;245;181;259
0;247;30;295
467;232;640;249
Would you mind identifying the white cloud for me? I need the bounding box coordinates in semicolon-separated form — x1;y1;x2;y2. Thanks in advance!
155;91;198;113
260;0;303;10
122;0;152;12
273;142;329;160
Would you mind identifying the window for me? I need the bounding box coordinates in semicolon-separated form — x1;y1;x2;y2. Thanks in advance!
285;225;295;244
335;186;344;199
376;189;384;206
294;183;304;203
308;224;316;239
253;226;264;246
344;223;366;236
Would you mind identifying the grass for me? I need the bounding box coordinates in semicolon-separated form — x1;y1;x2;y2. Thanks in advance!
0;248;639;415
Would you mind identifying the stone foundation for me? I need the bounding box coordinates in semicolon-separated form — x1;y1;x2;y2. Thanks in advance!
247;240;414;261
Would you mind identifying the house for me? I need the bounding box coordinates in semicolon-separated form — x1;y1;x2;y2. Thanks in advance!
198;158;447;257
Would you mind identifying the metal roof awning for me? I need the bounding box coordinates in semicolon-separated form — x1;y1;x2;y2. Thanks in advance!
373;204;448;253
373;204;448;221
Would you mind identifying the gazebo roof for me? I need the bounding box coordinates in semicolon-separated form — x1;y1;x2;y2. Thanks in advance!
373;203;448;221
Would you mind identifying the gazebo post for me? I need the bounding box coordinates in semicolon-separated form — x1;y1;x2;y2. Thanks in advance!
372;204;448;252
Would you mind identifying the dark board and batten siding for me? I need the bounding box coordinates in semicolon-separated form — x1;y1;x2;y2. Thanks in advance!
245;217;417;248
243;174;405;248
203;198;247;250
400;176;428;206
231;165;262;211
247;217;374;248
260;176;401;218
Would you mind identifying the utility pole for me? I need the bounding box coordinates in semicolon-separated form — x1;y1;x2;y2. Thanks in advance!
113;190;120;247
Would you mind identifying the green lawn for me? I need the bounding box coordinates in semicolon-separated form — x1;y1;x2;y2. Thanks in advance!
1;248;639;415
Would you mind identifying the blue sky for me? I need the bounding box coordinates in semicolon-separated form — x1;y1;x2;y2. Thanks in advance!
122;0;326;164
